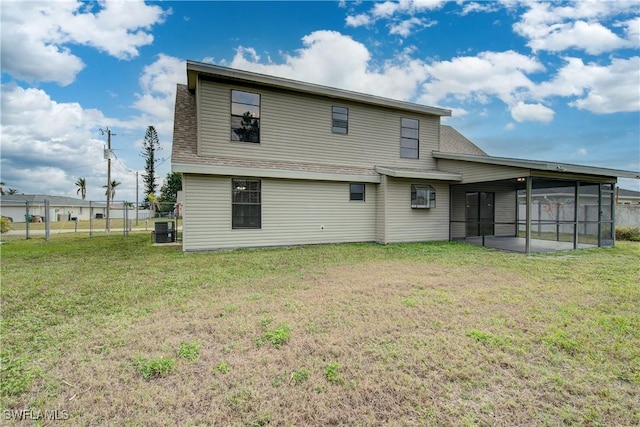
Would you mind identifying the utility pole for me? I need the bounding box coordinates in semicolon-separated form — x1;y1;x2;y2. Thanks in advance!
135;171;139;226
100;127;115;232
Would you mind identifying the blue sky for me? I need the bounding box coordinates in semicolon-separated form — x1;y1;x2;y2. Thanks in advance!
1;0;639;202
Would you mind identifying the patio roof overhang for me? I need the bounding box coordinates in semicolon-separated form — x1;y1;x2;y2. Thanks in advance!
374;166;462;181
433;151;640;180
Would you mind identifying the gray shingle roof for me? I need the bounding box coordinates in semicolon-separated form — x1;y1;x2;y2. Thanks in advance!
0;194;93;206
440;125;487;156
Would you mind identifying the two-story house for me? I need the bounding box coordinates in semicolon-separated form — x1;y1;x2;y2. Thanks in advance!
171;61;639;253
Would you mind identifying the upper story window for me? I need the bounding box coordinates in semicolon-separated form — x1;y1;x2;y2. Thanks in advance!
400;118;419;159
332;106;349;134
231;90;260;143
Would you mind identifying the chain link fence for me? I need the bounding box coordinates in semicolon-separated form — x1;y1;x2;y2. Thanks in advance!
1;199;181;242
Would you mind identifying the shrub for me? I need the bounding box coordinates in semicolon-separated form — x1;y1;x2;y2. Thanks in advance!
0;217;10;234
616;227;640;242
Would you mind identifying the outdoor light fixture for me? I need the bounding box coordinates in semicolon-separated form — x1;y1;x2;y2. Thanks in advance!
516;177;526;182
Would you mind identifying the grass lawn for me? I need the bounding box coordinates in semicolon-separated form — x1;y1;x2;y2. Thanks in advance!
1;235;639;425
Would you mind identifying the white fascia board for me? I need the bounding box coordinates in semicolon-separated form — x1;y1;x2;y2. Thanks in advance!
186;61;451;117
172;162;381;183
433;151;640;179
374;166;462;181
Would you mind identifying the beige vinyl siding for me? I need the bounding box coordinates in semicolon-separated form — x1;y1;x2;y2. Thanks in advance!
182;174;376;251
376;175;388;243
449;183;517;239
384;178;450;243
198;80;440;169
437;159;526;183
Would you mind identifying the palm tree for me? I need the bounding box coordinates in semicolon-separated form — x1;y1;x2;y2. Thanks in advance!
103;180;121;200
75;177;87;200
147;193;160;218
0;181;5;196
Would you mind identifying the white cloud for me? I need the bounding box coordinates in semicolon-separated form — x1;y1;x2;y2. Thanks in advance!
419;50;544;106
0;0;169;85
536;57;640;114
345;13;372;27
132;54;187;136
528;21;629;55
460;2;500;15
505;123;515;130
389;17;437;37
513;0;640;54
345;0;447;35
229;31;429;102
0;84;113;199
510;102;555;123
577;148;588;156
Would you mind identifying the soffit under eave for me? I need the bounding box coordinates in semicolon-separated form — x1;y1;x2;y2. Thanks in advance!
374;166;462;181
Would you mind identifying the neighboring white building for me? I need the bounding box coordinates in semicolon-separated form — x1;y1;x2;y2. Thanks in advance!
171;62;640;253
0;195;151;222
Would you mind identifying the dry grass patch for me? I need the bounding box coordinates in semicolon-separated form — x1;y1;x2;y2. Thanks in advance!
1;235;639;425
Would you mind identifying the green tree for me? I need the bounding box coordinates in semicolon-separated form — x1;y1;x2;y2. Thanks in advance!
159;172;182;212
0;182;5;196
140;126;161;208
75;177;87;200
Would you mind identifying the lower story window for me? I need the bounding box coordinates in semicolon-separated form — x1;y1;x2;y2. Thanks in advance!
350;183;365;201
232;179;261;229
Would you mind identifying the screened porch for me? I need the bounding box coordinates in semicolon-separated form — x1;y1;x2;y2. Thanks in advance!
449;177;616;254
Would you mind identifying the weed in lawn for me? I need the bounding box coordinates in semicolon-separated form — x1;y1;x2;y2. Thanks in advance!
222;342;235;354
177;342;200;362
401;297;417;307
259;316;273;328
213;360;230;374
223;304;238;314
0;354;35;396
324;361;343;384
258;323;291;348
543;328;580;355
466;330;507;348
290;368;310;385
133;356;175;380
305;322;319;333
